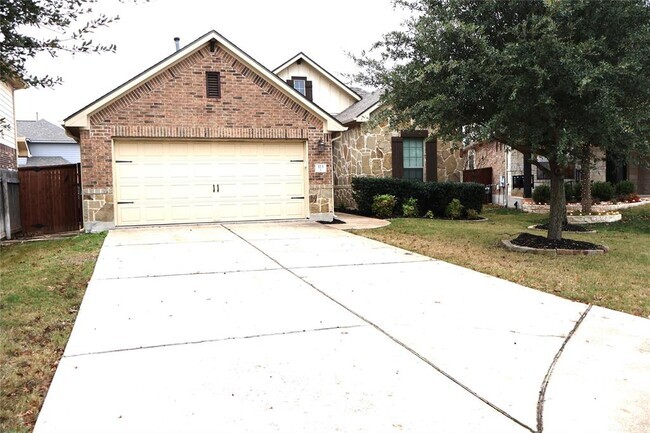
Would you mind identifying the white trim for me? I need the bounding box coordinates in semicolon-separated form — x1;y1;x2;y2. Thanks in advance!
65;31;346;132
273;52;361;103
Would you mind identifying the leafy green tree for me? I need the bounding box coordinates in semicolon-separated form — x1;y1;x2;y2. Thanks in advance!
1;0;121;87
355;0;650;240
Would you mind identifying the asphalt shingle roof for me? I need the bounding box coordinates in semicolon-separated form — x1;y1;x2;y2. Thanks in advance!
16;119;77;143
23;156;71;166
335;89;383;125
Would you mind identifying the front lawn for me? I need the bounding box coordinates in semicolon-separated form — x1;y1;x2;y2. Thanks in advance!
0;233;105;433
355;205;650;317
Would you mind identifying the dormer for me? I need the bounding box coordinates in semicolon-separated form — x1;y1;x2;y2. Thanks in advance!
274;53;361;116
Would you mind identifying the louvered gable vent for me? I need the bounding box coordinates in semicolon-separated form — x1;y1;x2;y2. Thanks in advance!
206;71;221;98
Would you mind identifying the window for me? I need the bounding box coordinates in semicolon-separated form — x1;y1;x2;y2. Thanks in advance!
286;76;313;101
403;138;424;181
206;71;221;98
391;131;436;182
293;78;306;96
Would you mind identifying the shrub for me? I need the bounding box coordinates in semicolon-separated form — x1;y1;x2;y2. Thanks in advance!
573;182;582;202
402;197;419;217
424;210;434;219
532;185;551;204
466;208;480;220
371;194;396;218
591;181;615;202
445;198;464;220
351;177;484;217
615;180;635;198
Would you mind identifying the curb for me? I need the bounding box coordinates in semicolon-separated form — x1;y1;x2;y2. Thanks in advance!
501;239;608;256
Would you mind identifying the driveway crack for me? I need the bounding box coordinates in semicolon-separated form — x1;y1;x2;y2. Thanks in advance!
64;325;366;358
224;225;536;433
536;304;592;433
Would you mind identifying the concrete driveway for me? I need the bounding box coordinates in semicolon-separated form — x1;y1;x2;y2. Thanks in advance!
35;222;649;433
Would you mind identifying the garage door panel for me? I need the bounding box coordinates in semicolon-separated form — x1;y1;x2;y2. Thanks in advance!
114;141;306;225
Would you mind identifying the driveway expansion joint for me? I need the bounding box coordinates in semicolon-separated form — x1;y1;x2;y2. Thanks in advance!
64;325;367;359
224;225;536;433
536;304;592;433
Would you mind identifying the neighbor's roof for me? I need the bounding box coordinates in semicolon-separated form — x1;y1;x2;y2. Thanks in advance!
336;89;383;125
64;30;346;132
22;156;71;167
17;119;77;143
273;52;362;103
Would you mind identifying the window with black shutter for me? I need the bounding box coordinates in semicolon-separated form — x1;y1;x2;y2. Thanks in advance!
206;71;221;98
288;76;313;101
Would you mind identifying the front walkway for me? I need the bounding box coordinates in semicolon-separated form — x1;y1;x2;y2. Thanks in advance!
35;222;649;433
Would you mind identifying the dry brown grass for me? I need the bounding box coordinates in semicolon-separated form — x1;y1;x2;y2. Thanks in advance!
0;234;105;433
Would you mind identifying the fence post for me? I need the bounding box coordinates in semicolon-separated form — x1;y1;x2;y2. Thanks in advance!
2;173;11;240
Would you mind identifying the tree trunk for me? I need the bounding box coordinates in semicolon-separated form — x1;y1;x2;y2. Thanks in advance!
580;144;592;214
547;159;566;240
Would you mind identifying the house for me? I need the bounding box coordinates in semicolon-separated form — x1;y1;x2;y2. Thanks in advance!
0;77;26;170
63;30;466;231
1;75;26;239
461;141;608;207
16;119;80;166
64;30;346;231
330;88;463;209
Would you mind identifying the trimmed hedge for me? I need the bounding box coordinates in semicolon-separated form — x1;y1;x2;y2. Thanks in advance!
351;177;484;217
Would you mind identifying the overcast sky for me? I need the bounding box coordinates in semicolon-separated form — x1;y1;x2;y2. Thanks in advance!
14;0;411;125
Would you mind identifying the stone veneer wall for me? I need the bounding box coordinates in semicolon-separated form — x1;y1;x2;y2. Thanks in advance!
332;120;463;209
78;45;333;230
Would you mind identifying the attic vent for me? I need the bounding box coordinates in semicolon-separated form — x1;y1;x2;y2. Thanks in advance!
206;71;221;98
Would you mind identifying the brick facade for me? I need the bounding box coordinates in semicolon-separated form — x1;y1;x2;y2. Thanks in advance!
0;143;17;170
79;45;333;228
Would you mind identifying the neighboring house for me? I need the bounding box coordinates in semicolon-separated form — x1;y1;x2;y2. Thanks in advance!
0;77;26;170
605;155;650;195
461;141;609;207
16;119;80;166
1;75;26;239
64;30;345;231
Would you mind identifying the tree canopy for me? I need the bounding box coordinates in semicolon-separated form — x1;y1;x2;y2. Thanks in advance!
355;0;650;239
1;0;122;87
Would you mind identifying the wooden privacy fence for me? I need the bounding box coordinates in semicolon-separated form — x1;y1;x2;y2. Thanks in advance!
19;164;82;236
0;169;21;239
463;167;493;204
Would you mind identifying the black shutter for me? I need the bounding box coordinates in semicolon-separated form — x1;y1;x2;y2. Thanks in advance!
305;80;313;101
425;139;437;181
206;71;221;98
391;137;404;179
286;79;294;89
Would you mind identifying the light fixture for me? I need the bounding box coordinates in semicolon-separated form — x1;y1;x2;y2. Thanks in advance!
317;138;325;152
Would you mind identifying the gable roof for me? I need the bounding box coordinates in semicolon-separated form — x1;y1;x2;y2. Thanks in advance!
64;30;346;132
273;52;362;103
17;119;77;144
336;89;383;125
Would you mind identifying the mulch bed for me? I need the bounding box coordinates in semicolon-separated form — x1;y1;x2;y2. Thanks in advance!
511;232;605;251
533;223;591;232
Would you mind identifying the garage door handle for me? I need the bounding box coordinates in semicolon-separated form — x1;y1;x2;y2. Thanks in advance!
213;184;219;193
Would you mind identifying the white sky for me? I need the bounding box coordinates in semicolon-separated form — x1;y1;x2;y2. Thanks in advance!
14;0;410;125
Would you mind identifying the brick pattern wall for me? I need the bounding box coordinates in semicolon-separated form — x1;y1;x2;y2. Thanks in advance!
79;45;333;226
0;144;17;170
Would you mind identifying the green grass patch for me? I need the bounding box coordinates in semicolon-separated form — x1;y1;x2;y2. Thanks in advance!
0;233;105;432
355;205;650;317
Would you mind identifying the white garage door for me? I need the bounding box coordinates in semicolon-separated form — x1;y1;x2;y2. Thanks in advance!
113;140;306;226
